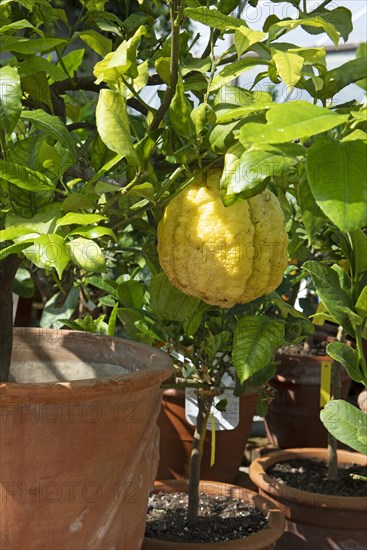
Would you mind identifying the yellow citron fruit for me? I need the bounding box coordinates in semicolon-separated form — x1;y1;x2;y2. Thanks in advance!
157;170;289;308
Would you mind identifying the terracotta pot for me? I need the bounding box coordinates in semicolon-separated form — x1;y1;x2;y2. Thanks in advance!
157;389;257;483
143;479;285;549
249;448;367;549
264;352;351;448
0;328;172;550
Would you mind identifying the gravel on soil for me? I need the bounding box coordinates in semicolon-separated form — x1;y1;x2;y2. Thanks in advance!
145;491;268;543
267;458;367;497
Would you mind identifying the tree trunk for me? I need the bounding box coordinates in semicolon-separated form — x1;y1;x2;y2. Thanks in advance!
0;255;20;382
187;393;214;523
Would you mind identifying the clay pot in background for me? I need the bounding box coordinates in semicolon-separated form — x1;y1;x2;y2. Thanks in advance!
143;479;285;550
249;448;367;550
157;389;257;483
264;352;351;449
0;328;172;550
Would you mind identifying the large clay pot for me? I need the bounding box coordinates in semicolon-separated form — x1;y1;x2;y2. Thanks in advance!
264;352;351;448
157;389;257;483
249;448;367;549
0;328;172;550
143;479;285;549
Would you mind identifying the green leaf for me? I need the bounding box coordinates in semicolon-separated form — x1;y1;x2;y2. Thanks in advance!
0;240;36;260
56;212;106;228
21;110;76;159
117;307;150;340
306;138;367;232
96;89;139;166
326;342;363;384
21;71;53;111
68;225;117;241
296;178;327;242
209;120;241;154
250;362;276;386
66;237;106;273
13;267;35;298
85;275;118;298
0;161;55;191
221;146;297;205
272;51;304;92
350;230;367;277
18;56;67;81
320;400;367;454
356;286;367;318
183;304;206;337
232;316;285;382
303;260;355;336
117;280;145;308
40;287;79;330
323;58;367;98
210;58;268;92
268;17;340;47
108;303;119;336
149;272;200;322
23;234;70;278
5;204;62;234
0;36;67;55
93;25;147;84
234;26;266;57
59;49;85;76
0;66;22;134
240;102;348;145
169;76;195;139
183;7;242;31
79;30;111;57
0;19;43;35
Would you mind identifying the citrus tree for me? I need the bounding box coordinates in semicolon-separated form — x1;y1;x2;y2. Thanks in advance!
1;0;366;520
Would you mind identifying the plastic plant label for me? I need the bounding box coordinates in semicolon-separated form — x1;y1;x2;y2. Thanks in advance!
320;360;332;407
185;388;240;431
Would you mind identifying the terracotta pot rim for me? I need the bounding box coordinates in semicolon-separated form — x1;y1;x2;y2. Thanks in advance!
143;479;285;549
249;448;367;511
1;328;172;402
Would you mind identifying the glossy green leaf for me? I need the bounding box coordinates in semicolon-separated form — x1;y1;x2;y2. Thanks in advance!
326;342;363;383
0;240;36;260
210;59;268;92
68;225;117;241
59;48;85;76
272;51;304;91
323;58;367;98
18;56;67;81
21;110;76;158
320;400;367;454
149;272;200;322
296;178;327;242
169;76;195;139
0;36;67;55
184;7;242;30
96;89;139;166
13;267;35;298
0;161;55;192
22;71;53;110
306;138;367;232
23;234;70;278
85;275;118;298
234;26;266;57
303;260;355;336
0;66;22;134
67;238;106;273
221;146;297;205
240;102;348;145
350;230;367;277
79;30;111;57
0;19;43;35
356;286;367;318
117;280;145;308
209;120;241;154
268;17;339;46
56;212;106;228
5;204;62;234
232;316;285;382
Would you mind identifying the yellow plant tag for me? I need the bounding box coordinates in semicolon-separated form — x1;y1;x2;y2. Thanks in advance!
210;413;216;467
320;360;332;407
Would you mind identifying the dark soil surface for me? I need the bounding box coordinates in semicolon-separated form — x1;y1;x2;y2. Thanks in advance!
267;458;367;496
145;491;267;543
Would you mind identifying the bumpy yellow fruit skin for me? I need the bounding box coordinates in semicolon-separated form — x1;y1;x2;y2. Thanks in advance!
157;171;288;308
